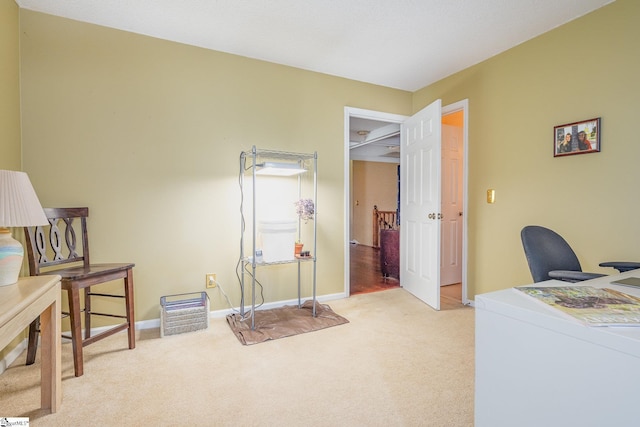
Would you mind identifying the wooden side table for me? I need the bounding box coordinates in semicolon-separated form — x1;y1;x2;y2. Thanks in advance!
0;275;62;413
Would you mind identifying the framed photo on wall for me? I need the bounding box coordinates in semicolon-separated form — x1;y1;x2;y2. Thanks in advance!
554;117;601;157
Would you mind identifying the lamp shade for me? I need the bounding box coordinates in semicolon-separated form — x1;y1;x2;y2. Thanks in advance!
0;170;48;227
0;170;48;286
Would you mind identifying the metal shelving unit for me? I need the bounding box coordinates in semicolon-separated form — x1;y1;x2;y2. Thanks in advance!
239;146;317;330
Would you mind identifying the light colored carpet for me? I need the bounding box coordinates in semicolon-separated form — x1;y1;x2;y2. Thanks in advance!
1;288;475;426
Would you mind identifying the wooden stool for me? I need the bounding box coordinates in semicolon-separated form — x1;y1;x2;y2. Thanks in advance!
24;207;135;377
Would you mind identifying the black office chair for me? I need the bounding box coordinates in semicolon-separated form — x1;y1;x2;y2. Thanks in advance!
521;225;640;283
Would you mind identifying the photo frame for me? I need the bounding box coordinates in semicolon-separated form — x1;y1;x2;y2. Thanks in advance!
554;117;601;157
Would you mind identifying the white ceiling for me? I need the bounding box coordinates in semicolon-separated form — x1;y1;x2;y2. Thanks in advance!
15;0;614;163
16;0;614;92
349;117;401;163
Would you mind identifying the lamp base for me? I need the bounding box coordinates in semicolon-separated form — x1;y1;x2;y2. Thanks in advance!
0;228;24;286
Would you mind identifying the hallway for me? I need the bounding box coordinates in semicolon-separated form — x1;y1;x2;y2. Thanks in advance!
350;243;462;309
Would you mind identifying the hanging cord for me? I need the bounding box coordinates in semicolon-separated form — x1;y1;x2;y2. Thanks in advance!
212;276;242;315
232;256;264;320
235;151;265;320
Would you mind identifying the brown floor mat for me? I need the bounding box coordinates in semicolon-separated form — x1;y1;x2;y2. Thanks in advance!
226;300;349;345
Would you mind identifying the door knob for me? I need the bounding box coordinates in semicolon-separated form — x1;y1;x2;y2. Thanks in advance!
428;213;435;219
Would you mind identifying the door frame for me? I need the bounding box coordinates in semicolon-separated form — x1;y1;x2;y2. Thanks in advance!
344;107;407;298
344;100;469;304
442;99;469;304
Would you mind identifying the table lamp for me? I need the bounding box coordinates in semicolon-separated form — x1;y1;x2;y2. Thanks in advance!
0;170;48;286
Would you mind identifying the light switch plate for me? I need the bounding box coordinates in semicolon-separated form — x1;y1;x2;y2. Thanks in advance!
487;189;495;204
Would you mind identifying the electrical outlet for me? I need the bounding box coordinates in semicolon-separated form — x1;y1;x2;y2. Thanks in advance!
206;274;217;288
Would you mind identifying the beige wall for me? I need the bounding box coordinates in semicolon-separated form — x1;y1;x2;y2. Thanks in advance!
413;0;640;296
0;0;21;170
13;0;639;329
0;0;23;361
18;10;412;321
351;161;398;247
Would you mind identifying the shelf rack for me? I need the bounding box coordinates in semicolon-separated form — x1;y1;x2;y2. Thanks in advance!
239;146;317;330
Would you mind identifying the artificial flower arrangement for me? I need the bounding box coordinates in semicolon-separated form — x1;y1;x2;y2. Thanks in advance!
294;198;315;223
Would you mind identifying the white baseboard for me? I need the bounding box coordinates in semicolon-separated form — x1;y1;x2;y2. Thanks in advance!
0;340;28;375
208;292;347;318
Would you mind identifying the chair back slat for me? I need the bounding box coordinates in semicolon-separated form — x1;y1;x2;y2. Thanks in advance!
24;207;91;276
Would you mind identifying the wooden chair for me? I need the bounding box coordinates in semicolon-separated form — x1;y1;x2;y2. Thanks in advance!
24;207;135;377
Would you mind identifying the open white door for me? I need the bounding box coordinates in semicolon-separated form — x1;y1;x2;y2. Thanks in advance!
400;99;442;309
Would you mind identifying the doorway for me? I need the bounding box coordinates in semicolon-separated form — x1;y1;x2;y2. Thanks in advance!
344;102;469;305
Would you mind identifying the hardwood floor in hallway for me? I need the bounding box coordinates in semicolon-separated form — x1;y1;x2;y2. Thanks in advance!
349;244;400;295
349;243;463;308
